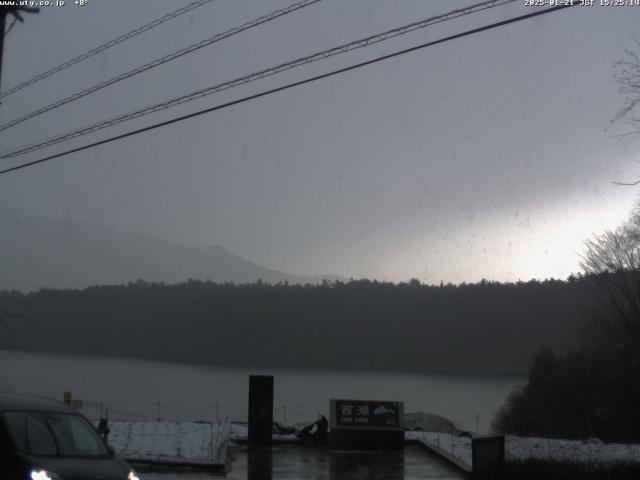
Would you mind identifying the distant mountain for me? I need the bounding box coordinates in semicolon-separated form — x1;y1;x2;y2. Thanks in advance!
0;209;335;291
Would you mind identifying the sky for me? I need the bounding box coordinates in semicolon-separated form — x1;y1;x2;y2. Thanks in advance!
1;0;640;285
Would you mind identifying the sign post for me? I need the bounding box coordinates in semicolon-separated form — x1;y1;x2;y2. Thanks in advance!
330;398;404;450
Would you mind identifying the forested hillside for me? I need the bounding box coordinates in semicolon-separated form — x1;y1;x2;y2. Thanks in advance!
0;278;588;374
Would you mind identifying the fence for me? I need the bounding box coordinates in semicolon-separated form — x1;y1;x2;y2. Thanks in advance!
77;399;321;427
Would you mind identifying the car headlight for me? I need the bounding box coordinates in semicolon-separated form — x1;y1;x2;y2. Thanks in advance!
29;469;62;480
128;470;141;480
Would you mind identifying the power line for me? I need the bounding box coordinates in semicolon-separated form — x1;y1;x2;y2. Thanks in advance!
1;0;515;159
0;0;320;133
0;0;216;100
0;3;577;177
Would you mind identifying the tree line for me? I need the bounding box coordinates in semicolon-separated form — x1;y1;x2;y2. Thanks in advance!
0;276;589;374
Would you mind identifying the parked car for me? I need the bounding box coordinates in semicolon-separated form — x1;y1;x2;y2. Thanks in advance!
0;393;139;480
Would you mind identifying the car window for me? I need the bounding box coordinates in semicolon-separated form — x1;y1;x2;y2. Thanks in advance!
4;412;57;456
3;411;107;457
48;414;106;457
3;412;29;452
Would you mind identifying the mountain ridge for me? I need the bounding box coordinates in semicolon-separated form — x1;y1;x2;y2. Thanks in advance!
1;208;339;291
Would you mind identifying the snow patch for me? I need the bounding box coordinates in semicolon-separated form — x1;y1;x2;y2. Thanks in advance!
103;421;231;465
406;431;640;468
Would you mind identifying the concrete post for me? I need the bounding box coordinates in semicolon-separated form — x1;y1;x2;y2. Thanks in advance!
472;435;505;480
248;375;273;446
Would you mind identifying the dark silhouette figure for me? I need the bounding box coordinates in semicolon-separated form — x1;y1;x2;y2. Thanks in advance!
97;417;110;443
298;414;328;446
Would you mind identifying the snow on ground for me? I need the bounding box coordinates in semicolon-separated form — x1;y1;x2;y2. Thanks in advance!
406;431;640;468
104;421;233;465
99;420;293;465
505;435;640;464
99;419;640;469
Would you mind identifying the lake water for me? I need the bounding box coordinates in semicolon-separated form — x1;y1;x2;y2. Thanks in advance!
0;351;523;433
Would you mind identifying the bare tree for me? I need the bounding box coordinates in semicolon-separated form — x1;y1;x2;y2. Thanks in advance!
611;38;640;139
580;208;640;361
611;40;640;186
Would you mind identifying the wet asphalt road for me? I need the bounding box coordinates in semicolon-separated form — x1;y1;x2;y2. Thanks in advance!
141;445;466;480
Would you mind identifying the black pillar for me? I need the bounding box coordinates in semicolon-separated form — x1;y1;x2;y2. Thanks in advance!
247;446;273;480
472;435;505;480
248;375;273;446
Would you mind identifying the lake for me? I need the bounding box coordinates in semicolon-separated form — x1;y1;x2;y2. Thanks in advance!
0;351;522;433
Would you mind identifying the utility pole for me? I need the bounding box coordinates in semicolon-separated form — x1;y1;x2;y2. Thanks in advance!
0;7;7;93
0;6;40;97
0;8;6;94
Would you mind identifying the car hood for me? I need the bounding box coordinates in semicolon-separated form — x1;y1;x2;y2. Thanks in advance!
18;452;130;480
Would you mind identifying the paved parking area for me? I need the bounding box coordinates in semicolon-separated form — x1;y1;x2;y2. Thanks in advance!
224;445;466;480
142;474;217;480
138;445;466;480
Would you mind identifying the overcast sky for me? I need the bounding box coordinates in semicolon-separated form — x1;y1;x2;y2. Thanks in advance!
1;0;639;284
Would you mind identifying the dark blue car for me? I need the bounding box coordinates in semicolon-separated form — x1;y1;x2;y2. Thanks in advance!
0;394;139;480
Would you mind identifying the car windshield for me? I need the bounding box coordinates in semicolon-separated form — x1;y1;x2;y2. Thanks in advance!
3;411;109;458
